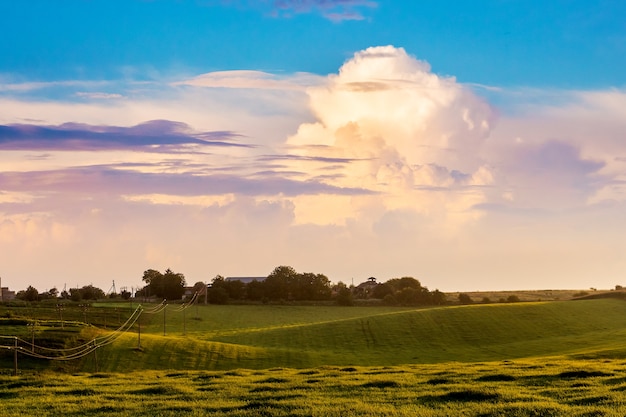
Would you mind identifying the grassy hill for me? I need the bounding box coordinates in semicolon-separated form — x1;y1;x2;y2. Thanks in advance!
79;299;626;372
5;299;626;416
3;299;626;373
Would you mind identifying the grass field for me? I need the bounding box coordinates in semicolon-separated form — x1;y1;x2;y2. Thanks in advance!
2;359;626;416
3;299;626;372
3;298;626;415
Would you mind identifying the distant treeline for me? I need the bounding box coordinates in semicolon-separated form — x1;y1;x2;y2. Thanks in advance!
12;265;448;306
206;266;447;306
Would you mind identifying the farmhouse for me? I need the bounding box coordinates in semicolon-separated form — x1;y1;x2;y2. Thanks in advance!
0;275;16;302
225;277;266;284
354;277;378;298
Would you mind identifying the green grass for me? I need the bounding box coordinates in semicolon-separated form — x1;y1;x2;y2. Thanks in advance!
4;299;626;372
3;359;626;416
3;299;626;415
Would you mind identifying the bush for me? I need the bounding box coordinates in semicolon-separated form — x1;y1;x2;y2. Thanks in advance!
458;293;473;304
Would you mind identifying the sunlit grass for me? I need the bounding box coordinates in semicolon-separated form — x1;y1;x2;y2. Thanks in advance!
4;299;626;372
3;359;626;416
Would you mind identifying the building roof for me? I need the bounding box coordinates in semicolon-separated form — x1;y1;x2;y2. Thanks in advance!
225;277;266;284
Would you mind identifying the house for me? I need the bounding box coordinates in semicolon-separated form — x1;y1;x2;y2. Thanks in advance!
354;277;378;298
225;277;266;284
182;284;208;301
0;287;16;302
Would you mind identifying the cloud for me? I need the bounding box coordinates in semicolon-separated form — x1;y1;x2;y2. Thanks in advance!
4;46;626;292
0;120;246;151
177;70;322;91
214;0;377;22
75;92;123;100
485;87;626;208
285;45;496;226
269;0;377;21
0;165;373;203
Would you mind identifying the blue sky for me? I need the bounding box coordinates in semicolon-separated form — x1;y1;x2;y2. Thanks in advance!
1;0;626;293
3;0;625;87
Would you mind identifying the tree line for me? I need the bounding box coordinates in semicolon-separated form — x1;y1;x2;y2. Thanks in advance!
15;284;132;302
13;265;450;307
205;266;447;306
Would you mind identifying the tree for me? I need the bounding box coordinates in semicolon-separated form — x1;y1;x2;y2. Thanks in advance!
208;276;228;304
192;281;206;294
141;269;162;298
372;283;393;299
141;268;186;300
431;289;447;305
246;279;265;301
264;265;297;300
458;293;473;304
69;288;82;302
225;279;245;300
396;287;420;305
309;273;332;301
17;286;39;302
208;275;228;304
375;277;437;305
78;285;105;300
48;287;59;299
386;277;423;293
334;282;353;306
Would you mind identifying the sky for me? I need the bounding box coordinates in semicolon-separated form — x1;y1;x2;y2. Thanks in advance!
1;0;626;294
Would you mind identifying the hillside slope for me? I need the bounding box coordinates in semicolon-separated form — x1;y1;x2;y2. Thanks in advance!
89;299;626;372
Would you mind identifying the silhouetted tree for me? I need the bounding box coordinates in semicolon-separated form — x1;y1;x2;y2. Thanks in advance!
141;268;186;300
246;280;265;301
17;286;39;302
334;282;353;306
208;275;229;304
431;289;447;305
458;293;473;304
264;265;297;300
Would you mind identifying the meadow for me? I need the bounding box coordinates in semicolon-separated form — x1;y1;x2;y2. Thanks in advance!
2;298;626;415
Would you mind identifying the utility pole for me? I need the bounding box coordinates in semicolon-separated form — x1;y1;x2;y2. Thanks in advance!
56;304;64;328
13;337;18;376
163;301;167;336
137;311;142;349
29;321;36;353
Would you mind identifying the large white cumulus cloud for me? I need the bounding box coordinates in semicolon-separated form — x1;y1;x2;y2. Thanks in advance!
287;46;496;227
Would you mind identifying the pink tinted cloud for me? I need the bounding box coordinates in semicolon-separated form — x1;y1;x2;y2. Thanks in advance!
224;0;377;21
0;120;247;151
0;166;374;201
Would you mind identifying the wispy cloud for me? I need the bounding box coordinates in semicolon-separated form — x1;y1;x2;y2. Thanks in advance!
0;120;247;151
0;165;374;198
176;70;322;91
218;0;377;22
272;0;378;21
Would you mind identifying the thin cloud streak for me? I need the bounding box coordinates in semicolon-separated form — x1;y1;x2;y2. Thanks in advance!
0;120;248;151
0;166;375;199
226;0;379;22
